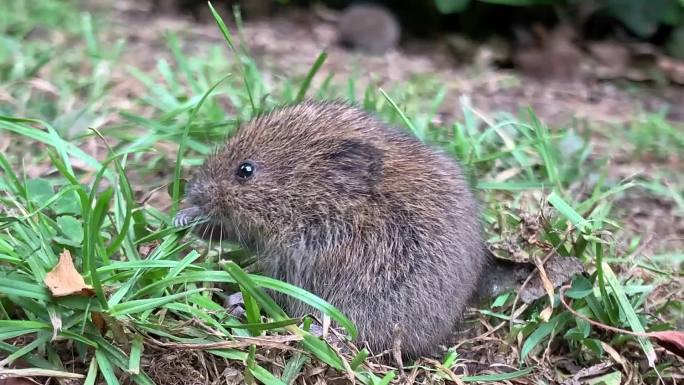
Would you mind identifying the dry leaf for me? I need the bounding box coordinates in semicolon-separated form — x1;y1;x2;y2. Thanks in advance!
493;167;522;182
91;312;107;335
0;368;83;380
520;256;584;304
533;256;556;307
533;257;556;322
600;341;630;375
28;79;59;96
47;309;62;341
648;331;684;359
43;250;94;297
539;306;553;323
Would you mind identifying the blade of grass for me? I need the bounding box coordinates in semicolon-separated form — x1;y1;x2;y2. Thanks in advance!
0;342;58;370
95;349;121;385
223;263;349;372
224;318;303;332
85;186;114;308
0;333;50;367
601;262;657;366
133;270;357;337
166;32;201;95
0;278;51;301
282;353;309;385
108;288;209;316
171;75;230;215
462;366;535;382
208;2;255;113
90;335;156;385
377;371;396;385
379;88;417;137
241;289;263;336
0;116;111;180
521;312;572;361
84;357;99;385
128;334;143;375
248;363;288;385
548;191;590;233
222;261;287;321
300;333;344;371
349;349;369;371
295;51;327;102
477;181;545;191
97;260;202;272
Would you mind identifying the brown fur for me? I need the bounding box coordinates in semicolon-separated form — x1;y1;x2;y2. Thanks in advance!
337;4;400;54
175;100;488;358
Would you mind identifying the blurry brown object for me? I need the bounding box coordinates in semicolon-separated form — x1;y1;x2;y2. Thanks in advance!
657;55;684;85
589;40;684;85
91;311;107;335
337;3;401;55
513;23;582;80
587;41;631;79
445;34;478;64
446;34;511;69
150;0;274;21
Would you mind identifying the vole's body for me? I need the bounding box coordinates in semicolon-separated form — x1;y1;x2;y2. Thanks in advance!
337;4;400;54
176;100;487;358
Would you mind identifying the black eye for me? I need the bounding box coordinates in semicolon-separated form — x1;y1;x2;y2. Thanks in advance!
236;161;255;180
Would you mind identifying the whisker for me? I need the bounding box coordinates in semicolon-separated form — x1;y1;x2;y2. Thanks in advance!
235;221;245;253
209;224;214;253
185;217;206;237
201;222;210;244
219;221;224;262
187;222;197;238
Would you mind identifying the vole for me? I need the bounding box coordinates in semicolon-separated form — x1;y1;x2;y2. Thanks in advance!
174;100;488;359
336;3;401;54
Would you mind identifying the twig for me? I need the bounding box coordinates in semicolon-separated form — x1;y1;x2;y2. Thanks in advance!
0;369;84;379
558;285;650;338
146;334;303;351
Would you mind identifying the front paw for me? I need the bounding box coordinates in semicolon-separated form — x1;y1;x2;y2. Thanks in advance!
173;206;203;228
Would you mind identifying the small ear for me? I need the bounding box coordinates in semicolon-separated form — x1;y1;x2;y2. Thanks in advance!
325;139;383;193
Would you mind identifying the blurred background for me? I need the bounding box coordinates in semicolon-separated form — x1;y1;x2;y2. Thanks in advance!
4;0;684;126
138;0;684;122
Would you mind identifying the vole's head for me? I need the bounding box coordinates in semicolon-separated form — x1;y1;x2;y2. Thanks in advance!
174;101;385;248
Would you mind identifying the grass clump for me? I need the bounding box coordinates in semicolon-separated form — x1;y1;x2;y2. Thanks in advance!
1;1;682;384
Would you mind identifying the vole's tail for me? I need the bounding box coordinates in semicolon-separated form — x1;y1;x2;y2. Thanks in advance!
471;249;534;306
472;249;585;306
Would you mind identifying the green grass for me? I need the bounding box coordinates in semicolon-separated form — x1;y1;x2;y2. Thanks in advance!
1;1;682;384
